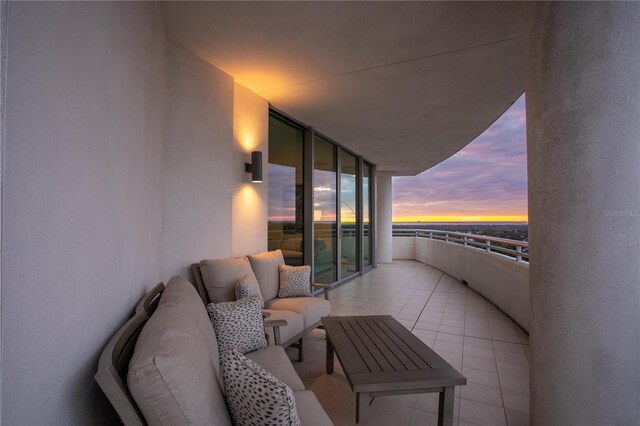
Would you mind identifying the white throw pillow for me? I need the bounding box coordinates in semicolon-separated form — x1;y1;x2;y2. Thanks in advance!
235;274;264;307
207;295;267;354
222;348;301;426
278;264;312;298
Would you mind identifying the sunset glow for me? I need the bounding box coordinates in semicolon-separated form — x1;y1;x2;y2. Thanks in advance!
393;94;527;223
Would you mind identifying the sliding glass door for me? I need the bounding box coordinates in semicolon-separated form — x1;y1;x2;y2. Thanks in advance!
313;137;337;284
363;162;373;268
268;111;374;286
268;115;304;266
340;150;359;279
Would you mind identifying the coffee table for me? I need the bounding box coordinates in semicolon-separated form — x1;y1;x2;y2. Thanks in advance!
322;315;466;425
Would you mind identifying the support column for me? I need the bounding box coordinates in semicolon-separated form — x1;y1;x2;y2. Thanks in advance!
376;171;393;264
525;3;640;425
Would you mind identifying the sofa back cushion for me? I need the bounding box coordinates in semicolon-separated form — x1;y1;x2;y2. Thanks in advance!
199;257;259;303
127;302;231;425
159;276;221;375
248;249;285;302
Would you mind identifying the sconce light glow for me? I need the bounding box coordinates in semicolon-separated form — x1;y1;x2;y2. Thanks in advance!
245;151;263;183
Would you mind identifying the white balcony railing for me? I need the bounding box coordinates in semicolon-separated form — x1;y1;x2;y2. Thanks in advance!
393;229;529;262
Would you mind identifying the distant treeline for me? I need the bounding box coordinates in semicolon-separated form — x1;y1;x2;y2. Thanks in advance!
393;223;528;242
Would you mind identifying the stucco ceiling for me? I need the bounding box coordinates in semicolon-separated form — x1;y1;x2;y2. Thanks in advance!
162;1;524;175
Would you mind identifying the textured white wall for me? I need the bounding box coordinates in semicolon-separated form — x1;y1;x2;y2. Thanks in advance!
161;42;234;278
232;83;269;257
392;237;416;260
410;237;529;331
2;2;167;424
525;3;640;423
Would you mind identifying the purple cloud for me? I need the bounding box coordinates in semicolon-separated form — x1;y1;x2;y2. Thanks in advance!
393;94;528;219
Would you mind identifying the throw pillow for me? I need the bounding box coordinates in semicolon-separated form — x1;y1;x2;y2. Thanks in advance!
207;295;267;354
278;264;312;298
221;348;301;426
235;275;264;307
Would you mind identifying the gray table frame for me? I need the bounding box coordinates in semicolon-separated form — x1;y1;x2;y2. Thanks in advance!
322;315;466;425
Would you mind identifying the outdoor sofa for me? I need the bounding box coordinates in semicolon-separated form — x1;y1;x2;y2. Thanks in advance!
95;276;333;425
191;249;331;361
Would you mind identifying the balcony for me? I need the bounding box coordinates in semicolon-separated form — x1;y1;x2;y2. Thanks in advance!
294;260;529;426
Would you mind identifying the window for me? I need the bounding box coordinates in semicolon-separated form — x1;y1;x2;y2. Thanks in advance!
268;115;304;265
268;111;375;285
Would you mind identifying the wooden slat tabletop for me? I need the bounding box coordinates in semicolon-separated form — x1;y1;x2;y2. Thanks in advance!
322;315;467;393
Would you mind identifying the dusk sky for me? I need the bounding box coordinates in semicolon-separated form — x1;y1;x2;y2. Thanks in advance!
393;94;528;223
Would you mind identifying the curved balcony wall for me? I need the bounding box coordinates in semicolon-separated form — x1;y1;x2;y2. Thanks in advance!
393;236;529;332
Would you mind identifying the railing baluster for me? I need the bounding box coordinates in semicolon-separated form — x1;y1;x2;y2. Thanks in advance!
486;240;491;253
516;245;522;262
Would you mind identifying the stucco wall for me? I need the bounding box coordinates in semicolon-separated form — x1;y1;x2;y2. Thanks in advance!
161;41;234;278
2;2;167;424
232;83;269;257
396;237;529;331
1;4;272;424
392;236;415;260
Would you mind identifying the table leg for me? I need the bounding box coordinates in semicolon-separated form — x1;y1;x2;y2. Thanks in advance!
438;386;454;426
356;392;369;424
326;335;334;374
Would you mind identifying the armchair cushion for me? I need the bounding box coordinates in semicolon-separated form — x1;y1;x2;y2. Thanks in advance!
278;264;312;298
207;295;267;354
248;249;285;302
245;345;305;391
262;308;305;345
266;297;330;329
222;348;300;426
200;256;258;303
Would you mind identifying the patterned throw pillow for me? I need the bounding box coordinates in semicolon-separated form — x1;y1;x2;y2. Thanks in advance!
207;295;267;354
235;275;264;307
222;348;301;426
278;264;312;298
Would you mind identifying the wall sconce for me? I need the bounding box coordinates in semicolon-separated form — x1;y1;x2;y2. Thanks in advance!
245;151;263;183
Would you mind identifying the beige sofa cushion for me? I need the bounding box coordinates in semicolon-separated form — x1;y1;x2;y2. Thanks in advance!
159;276;221;374
200;257;259;303
266;297;331;329
248;249;285;302
262;308;304;345
294;390;334;426
245;346;305;391
127;303;231;426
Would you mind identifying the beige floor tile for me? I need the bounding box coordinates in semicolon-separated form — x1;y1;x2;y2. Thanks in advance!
460;383;503;407
301;261;529;426
415;392;440;413
505;408;529;426
459;399;507;426
462;354;498;373
463;345;495;361
409;408;439;426
436;332;464;344
462;367;500;388
438;325;465;336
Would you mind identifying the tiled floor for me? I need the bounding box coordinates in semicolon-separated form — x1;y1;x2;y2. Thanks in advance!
287;260;530;426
